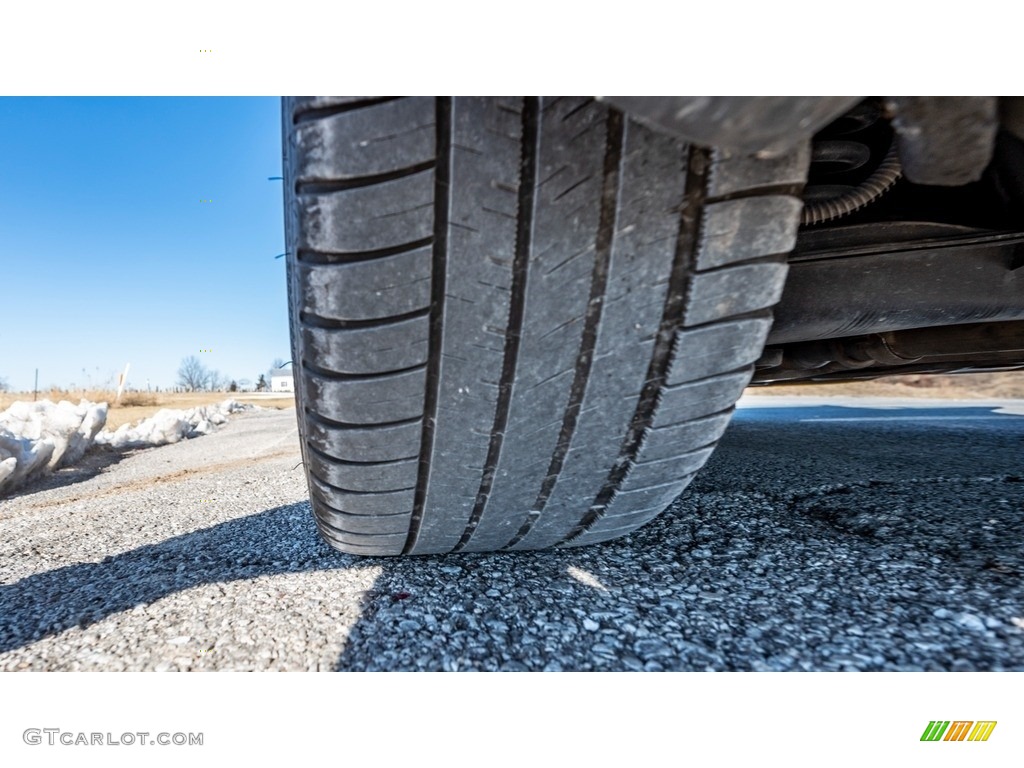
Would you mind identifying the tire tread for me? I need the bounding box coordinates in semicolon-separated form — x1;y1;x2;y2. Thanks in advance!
284;96;808;556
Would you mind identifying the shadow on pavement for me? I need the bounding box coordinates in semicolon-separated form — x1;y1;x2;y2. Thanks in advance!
0;503;350;655
2;446;133;501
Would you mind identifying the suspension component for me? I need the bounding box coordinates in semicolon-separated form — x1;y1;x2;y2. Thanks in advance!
802;140;902;226
800;100;903;227
885;97;998;185
754;320;1024;383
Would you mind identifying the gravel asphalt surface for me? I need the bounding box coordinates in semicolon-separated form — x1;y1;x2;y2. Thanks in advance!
1;397;1022;671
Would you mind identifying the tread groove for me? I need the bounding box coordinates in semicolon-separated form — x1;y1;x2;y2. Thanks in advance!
632;440;720;467
299;308;430;331
559;145;711;545
705;182;805;205
310;471;417;498
679;307;777;334
317;516;410;538
295;160;435;195
296;237;433;265
504;109;624;549
306;441;419;466
314;529;401;551
561;98;596;123
662;362;757;392
293;97;402;124
301;359;427;381
451;97;539;553
694;253;789;273
404;97;452;555
304;408;421;431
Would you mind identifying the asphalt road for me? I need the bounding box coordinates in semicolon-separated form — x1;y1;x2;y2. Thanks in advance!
1;397;1022;671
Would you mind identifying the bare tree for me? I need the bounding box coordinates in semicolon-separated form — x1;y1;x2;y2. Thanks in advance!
0;375;9;393
177;356;209;392
256;374;268;392
205;369;226;391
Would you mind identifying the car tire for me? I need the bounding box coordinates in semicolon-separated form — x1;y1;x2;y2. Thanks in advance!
282;96;809;556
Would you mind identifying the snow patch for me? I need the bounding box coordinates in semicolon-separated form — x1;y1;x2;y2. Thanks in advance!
0;398;260;496
0;399;108;495
94;399;260;449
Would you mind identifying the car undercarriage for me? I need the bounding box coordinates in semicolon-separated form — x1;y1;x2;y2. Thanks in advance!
612;96;1024;385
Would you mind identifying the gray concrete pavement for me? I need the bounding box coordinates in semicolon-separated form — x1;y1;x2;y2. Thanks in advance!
1;398;1021;671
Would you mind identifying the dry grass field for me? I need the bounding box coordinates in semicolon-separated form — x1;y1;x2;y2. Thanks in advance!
0;389;296;431
747;371;1024;400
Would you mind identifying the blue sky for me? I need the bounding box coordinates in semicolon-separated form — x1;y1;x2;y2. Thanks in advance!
0;97;288;392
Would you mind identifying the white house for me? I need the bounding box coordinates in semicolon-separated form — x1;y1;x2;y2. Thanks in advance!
269;367;295;393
